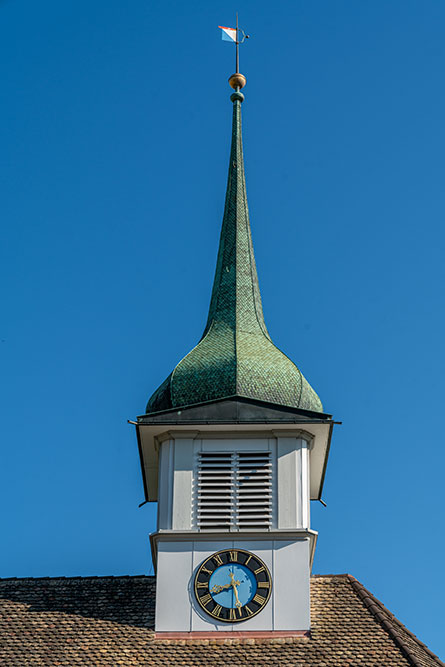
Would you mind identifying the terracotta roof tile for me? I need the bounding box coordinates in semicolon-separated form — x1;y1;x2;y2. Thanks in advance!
0;573;442;666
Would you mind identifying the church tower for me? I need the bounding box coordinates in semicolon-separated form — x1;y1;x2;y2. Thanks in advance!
135;65;335;637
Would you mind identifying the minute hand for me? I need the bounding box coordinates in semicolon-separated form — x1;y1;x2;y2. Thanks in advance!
229;572;242;609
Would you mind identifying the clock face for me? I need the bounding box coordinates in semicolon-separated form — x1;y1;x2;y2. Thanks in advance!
194;549;272;623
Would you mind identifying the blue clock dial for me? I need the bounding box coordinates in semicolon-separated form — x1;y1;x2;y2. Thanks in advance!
194;549;272;623
209;563;257;608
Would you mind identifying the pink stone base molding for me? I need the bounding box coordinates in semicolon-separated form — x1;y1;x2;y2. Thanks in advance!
155;630;310;641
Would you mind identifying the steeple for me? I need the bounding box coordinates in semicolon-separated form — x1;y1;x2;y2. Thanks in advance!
138;47;334;637
146;80;323;415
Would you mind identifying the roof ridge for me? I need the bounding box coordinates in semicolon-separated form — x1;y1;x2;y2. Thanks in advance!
347;574;445;667
311;572;351;578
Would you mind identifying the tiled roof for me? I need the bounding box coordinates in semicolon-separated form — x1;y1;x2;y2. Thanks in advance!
0;573;442;666
146;92;323;416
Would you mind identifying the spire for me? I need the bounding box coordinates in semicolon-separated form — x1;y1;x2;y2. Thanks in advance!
202;89;269;343
146;81;323;415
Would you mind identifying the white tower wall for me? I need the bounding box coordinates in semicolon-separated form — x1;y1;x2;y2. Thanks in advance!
152;429;317;633
155;538;311;632
156;432;312;532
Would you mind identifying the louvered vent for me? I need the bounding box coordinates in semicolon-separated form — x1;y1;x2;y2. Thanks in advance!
196;451;272;530
197;452;234;530
236;452;272;528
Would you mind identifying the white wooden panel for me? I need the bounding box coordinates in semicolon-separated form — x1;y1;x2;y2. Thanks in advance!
300;442;310;529
202;438;269;452
155;541;193;632
171;438;194;530
295;445;303;527
157;440;173;530
277;437;311;530
277;438;298;529
273;539;310;630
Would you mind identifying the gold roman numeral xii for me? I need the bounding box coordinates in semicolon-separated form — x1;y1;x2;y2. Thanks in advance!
229;551;238;562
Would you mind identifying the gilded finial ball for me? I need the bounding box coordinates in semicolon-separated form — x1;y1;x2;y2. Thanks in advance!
228;73;247;90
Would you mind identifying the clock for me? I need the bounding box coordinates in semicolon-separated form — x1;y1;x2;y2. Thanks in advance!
194;548;272;622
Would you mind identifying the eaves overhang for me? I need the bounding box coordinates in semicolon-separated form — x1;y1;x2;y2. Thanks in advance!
132;397;338;506
139;394;333;424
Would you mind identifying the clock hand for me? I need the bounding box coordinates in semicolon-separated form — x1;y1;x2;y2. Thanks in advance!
232;584;242;609
210;582;232;594
229;571;242;609
210;573;242;596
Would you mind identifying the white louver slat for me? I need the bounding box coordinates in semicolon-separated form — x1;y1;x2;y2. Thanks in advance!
196;451;272;530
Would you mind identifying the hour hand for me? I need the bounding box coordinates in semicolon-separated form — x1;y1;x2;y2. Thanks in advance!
210;582;232;594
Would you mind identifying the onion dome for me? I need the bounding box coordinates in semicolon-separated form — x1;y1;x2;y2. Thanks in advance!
146;83;323;414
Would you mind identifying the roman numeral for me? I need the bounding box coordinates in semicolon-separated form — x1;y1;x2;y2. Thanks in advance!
196;582;208;589
213;604;222;617
229;551;238;562
201;566;212;575
257;581;270;589
253;593;265;604
229;608;236;620
200;593;212;607
213;554;223;566
244;555;252;566
254;566;265;575
244;605;254;616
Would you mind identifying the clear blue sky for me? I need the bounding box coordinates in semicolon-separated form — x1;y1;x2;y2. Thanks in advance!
1;0;444;658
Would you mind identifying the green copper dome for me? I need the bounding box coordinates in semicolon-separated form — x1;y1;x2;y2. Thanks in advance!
146;91;323;414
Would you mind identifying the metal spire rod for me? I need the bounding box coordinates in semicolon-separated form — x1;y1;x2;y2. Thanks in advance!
234;14;249;74
236;12;239;74
227;15;249;93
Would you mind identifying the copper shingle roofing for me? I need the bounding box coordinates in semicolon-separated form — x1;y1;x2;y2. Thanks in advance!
146;92;323;416
0;573;442;666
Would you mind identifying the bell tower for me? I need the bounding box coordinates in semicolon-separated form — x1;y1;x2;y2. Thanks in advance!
134;67;334;637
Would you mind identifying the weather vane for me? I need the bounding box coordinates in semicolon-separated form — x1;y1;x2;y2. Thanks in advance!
218;13;250;91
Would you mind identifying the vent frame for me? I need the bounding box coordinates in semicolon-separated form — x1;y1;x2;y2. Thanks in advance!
195;450;273;531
